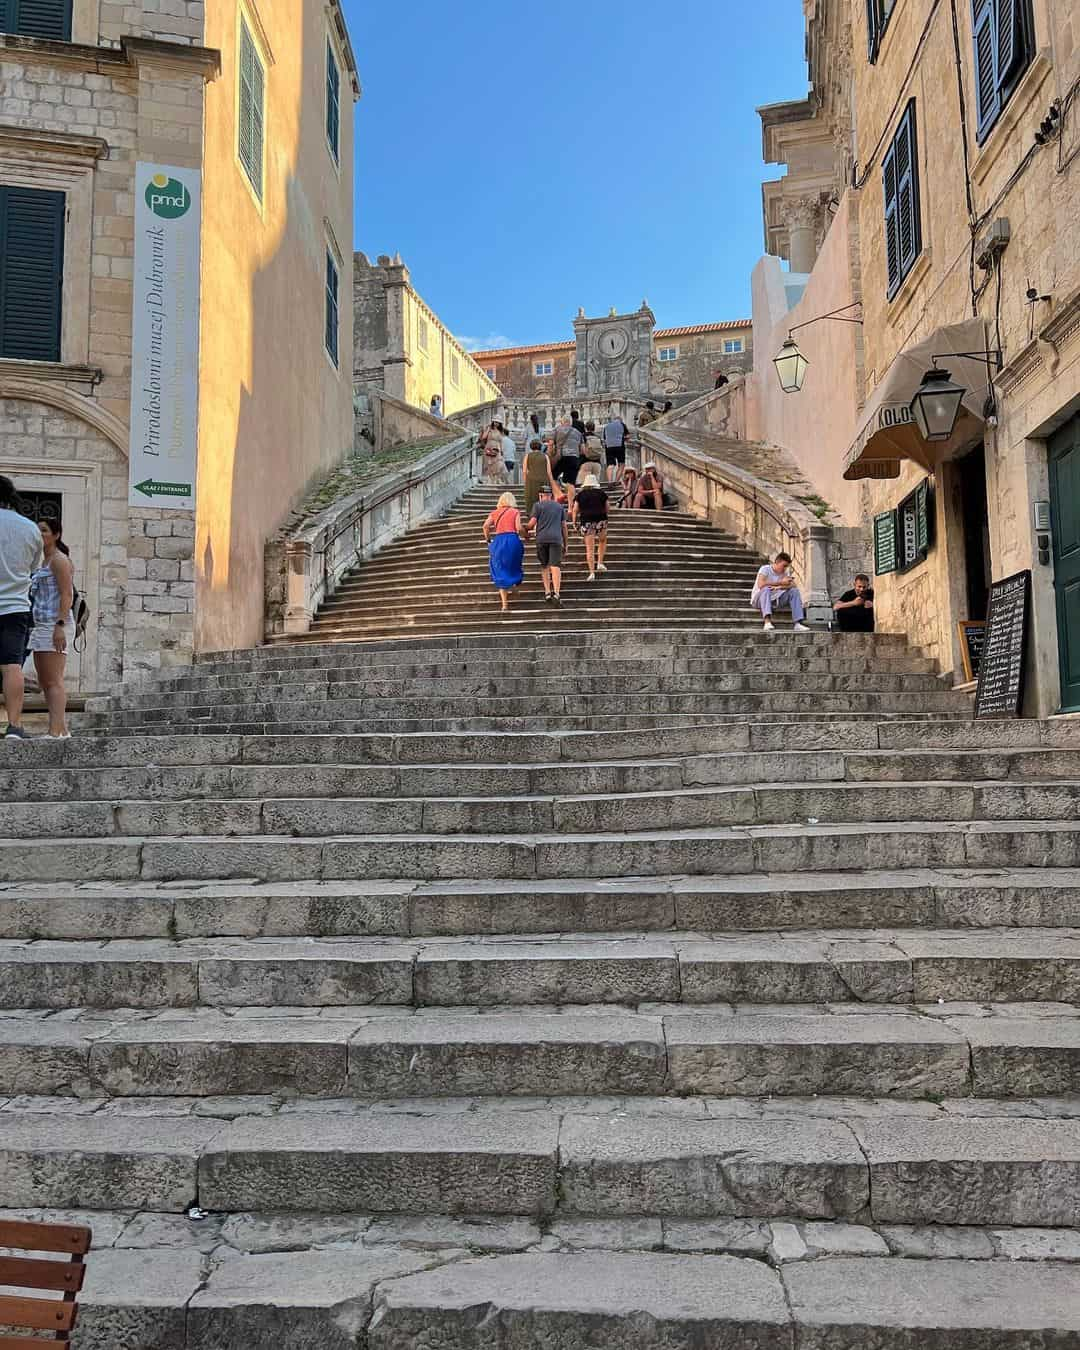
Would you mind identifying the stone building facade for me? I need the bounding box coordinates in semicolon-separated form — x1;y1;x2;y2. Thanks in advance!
474;314;753;401
0;1;359;694
744;0;1080;716
353;253;500;418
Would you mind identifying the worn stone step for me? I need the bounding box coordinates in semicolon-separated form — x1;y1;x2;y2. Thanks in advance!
104;672;952;715
4;868;1080;941
369;1252;1080;1350
7;779;1080;841
2;929;1078;1009
6;1099;1079;1226
9;1005;1072;1100
9;748;1079;808
7;817;1080;884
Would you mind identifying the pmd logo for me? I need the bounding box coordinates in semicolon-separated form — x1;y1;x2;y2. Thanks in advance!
145;173;191;220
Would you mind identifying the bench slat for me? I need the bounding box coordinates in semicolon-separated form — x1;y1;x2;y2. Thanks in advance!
0;1221;91;1257
0;1254;85;1294
0;1292;77;1333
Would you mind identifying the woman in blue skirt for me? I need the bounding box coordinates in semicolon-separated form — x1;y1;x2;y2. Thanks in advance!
482;491;526;613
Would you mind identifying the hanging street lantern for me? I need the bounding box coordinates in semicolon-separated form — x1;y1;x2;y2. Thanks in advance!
910;366;966;442
773;337;809;394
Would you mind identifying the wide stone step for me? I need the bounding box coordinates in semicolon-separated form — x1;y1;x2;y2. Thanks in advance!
368;1252;1080;1350
6;779;1080;840
92;690;971;732
7;1005;1074;1100
7;748;1079;807
3;928;1078;1008
94;670;954;716
4;868;1080;940
7;817;1080;883
5;1099;1080;1226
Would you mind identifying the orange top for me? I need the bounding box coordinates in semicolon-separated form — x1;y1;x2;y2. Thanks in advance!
485;507;521;534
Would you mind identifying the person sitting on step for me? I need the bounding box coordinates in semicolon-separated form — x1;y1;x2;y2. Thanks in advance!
751;552;811;633
633;462;664;511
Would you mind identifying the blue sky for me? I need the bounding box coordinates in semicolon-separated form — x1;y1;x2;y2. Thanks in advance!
341;0;808;350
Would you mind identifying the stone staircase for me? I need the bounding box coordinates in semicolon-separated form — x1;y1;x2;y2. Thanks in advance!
3;483;1080;1345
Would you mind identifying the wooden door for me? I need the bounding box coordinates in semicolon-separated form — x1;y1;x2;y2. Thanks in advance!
1050;416;1080;712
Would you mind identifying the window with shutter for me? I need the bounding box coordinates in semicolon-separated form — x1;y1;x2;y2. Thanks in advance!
882;101;922;299
325;250;339;366
238;17;265;200
1;0;72;40
0;185;65;362
326;38;341;162
973;0;1034;142
866;0;897;63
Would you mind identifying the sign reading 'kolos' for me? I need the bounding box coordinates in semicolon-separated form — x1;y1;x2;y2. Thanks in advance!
129;164;202;510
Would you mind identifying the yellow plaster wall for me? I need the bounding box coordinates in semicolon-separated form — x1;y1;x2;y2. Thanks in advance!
196;0;356;656
402;291;500;417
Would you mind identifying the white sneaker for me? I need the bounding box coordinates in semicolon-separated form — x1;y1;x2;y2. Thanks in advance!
793;622;811;632
587;573;596;582
763;620;775;632
44;733;72;740
597;563;608;574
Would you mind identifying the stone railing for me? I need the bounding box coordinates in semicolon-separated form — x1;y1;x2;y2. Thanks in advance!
640;424;833;617
267;433;475;638
662;376;749;441
450;394;658;445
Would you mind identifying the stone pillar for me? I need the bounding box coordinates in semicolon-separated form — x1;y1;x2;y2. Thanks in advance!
783;195;827;274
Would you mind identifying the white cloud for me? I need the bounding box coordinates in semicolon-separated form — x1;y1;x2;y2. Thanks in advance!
459;333;514;352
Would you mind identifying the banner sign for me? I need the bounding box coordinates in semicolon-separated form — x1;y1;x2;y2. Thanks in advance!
128;163;201;510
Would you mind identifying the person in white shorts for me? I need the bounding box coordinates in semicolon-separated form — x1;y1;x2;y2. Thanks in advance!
28;517;75;739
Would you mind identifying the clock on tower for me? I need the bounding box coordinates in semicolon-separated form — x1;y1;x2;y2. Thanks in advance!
598;328;630;360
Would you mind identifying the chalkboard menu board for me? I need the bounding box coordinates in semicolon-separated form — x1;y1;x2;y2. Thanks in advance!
957;620;987;683
975;570;1031;719
874;511;897;576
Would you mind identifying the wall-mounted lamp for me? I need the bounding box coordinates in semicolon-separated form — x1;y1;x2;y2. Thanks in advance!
910;349;1004;442
773;303;863;394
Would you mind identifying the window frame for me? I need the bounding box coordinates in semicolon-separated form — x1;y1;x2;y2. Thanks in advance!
417;316;429;352
882;100;923;300
237;9;267;206
866;0;898;63
723;338;744;354
484;367;496;380
450;354;461;388
325;34;341;164
657;346;679;363
972;0;1036;143
534;360;553;377
0;0;73;40
324;247;339;368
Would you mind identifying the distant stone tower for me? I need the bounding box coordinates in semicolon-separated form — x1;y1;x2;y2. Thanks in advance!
572;301;655;397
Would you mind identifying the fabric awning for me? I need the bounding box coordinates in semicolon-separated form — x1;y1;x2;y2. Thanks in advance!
843;319;992;481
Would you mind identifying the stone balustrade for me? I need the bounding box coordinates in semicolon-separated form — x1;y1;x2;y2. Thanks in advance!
268;433;475;638
640;423;833;617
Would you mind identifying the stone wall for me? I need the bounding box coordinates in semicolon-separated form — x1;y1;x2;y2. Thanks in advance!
652;334;753;396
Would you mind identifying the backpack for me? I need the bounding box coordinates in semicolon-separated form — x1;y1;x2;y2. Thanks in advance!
71;588;90;652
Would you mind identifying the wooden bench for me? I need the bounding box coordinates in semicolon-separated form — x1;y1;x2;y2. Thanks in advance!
0;1219;92;1347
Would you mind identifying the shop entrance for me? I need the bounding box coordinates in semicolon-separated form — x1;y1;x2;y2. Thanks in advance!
1049;415;1080;712
957;442;991;621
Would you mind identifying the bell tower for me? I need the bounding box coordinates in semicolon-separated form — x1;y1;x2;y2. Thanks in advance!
573;301;655;397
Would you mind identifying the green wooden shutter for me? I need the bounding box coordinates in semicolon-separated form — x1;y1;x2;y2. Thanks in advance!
326;39;340;161
915;478;932;557
0;185;65;362
895;103;921;281
2;0;72;39
238;19;264;199
882;143;901;296
325;251;339;366
973;0;1000;139
874;511;898;576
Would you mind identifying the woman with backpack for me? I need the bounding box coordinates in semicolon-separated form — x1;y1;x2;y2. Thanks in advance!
29;518;74;738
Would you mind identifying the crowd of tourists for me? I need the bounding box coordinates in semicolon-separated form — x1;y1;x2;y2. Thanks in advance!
478;411;674;612
0;475;77;741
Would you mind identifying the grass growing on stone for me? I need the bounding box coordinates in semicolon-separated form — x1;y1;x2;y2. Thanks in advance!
798;493;834;521
282;436;455;536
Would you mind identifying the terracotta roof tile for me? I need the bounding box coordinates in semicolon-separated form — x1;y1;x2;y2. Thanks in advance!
469;341;576;360
654;321;752;337
471;321;752;360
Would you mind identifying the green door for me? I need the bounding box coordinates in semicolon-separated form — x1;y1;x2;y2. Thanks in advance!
1050;416;1080;711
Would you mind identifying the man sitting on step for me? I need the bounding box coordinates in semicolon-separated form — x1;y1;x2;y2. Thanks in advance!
751;552;811;633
